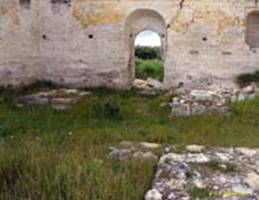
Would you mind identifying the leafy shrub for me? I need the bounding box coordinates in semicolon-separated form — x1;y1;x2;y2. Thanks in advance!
135;59;164;81
236;71;259;86
135;46;161;60
89;101;122;120
0;125;12;137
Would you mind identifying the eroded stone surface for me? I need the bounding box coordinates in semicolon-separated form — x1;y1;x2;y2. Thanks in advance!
109;143;159;162
186;145;206;153
145;189;162;200
170;84;259;116
109;142;259;200
133;78;164;96
21;89;92;109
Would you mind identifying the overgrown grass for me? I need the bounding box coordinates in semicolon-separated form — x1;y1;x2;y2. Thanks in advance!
1;83;259;198
135;59;164;81
0;139;154;199
190;187;211;199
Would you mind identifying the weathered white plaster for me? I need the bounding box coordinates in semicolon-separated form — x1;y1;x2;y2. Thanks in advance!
0;0;258;89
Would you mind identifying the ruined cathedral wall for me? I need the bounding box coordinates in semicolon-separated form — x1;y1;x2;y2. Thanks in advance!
38;0;128;88
37;0;176;88
0;0;259;89
0;0;40;86
165;0;259;89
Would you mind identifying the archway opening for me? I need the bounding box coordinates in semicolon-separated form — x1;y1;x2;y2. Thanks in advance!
125;9;167;87
134;30;164;82
246;11;259;48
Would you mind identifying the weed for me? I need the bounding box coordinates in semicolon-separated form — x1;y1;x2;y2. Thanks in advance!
135;59;164;81
191;187;211;199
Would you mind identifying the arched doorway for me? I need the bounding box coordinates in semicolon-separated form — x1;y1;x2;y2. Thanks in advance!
134;30;164;81
246;11;259;48
125;9;167;86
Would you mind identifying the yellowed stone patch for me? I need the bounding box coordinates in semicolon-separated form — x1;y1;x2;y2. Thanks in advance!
0;3;20;25
171;9;242;34
72;7;123;28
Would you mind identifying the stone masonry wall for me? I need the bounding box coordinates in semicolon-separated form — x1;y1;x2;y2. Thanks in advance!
0;0;259;89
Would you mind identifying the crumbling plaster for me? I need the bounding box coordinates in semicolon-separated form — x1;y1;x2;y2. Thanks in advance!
0;0;259;89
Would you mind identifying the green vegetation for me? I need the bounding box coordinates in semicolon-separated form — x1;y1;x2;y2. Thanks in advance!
190;187;211;199
135;58;164;81
1;82;259;198
236;70;259;86
135;46;164;81
135;46;161;60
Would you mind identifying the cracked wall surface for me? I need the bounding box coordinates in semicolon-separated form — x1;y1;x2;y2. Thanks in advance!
0;0;259;89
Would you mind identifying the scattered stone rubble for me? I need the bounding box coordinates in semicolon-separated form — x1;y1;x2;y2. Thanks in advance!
133;78;164;95
170;83;259;116
109;141;161;162
109;142;259;200
134;78;258;116
21;89;92;109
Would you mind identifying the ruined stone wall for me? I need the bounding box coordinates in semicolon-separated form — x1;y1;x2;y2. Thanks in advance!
0;0;39;86
165;0;259;90
0;0;259;89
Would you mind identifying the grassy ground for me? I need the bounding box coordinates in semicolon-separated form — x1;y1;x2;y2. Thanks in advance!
135;58;164;81
1;83;259;199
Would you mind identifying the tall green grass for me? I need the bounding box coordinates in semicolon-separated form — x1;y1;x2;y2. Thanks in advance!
134;46;164;81
135;59;164;81
1;84;259;198
0;138;154;200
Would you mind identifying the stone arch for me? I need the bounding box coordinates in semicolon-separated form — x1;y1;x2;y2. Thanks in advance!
246;11;259;48
125;9;167;84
